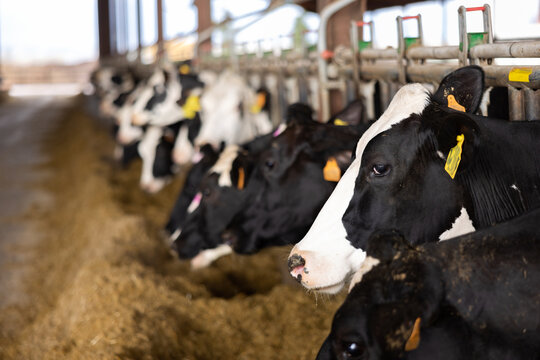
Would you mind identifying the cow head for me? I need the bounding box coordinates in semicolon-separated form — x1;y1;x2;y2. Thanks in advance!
171;143;264;261
288;66;485;293
171;103;315;262
317;231;454;360
227;118;364;255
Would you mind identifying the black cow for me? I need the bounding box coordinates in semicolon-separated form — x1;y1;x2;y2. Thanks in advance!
288;65;540;294
171;101;369;263
317;207;540;360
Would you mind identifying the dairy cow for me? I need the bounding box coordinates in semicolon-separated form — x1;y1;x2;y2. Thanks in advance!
317;207;540;360
171;101;369;266
288;66;540;294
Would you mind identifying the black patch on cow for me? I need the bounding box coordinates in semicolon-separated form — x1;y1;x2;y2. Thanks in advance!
111;74;123;85
144;86;168;111
165;145;220;237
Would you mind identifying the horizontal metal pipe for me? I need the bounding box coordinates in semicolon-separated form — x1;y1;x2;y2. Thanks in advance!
407;46;459;60
359;48;399;60
469;41;540;59
407;64;540;89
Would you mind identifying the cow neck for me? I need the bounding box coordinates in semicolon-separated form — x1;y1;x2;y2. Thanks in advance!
455;115;540;228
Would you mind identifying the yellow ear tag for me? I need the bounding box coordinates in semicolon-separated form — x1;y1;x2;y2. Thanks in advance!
444;134;465;179
447;94;466;112
179;64;190;74
333;118;348;126
250;93;266;114
182;95;200;119
405;317;422;351
237;167;245;190
323;157;341;182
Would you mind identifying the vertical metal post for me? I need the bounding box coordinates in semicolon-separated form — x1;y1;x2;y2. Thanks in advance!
457;6;468;66
524;88;540;121
317;0;356;120
508;87;524;121
156;0;164;60
109;0;117;56
137;0;142;61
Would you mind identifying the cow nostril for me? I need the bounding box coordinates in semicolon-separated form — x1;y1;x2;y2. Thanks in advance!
288;254;305;272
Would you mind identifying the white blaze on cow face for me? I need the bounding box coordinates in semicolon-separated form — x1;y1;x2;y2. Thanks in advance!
190;244;233;269
288;84;431;294
209;145;240;187
173;125;194;165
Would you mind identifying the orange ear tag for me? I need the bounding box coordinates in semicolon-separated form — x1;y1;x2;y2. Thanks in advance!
324;157;341;182
405;317;422;351
447;94;466;112
237;167;245;190
250;93;266;114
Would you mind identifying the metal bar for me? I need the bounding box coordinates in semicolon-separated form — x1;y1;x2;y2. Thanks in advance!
524;88;540;121
359;48;398;60
407;45;459;60
317;0;356;120
466;6;485;12
156;0;164;59
508;87;524;121
457;5;468;65
137;0;142;61
469;41;540;59
406;63;540;89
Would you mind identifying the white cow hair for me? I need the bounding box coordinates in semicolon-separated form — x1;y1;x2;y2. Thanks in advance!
195;70;272;148
348;256;380;292
290;84;431;293
479;86;493;116
138;126;166;192
173;125;194;165
210;145;240;187
439;207;476;241
190;244;233;269
358;80;376;120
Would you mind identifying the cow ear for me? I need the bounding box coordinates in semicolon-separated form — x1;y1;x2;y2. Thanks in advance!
328;99;367;126
286;103;315;126
432;66;484;114
431;112;480;177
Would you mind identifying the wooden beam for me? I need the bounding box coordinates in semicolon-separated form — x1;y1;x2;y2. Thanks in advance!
98;0;112;59
194;0;212;57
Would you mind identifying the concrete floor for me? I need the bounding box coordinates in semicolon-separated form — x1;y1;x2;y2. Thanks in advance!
0;95;71;310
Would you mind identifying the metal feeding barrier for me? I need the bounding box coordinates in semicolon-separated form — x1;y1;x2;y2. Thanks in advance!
198;3;540;122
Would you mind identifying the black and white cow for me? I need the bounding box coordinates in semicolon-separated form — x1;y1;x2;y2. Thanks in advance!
317;207;540;360
164;144;221;241
171;101;369;267
288;66;540;294
194;70;274;149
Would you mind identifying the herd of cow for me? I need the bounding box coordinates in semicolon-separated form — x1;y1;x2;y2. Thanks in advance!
90;62;540;359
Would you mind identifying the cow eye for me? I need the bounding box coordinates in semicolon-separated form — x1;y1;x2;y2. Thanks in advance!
203;187;211;197
372;163;390;177
341;342;366;359
265;159;275;170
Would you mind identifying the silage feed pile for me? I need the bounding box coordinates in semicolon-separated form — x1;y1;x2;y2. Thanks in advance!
0;96;344;360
